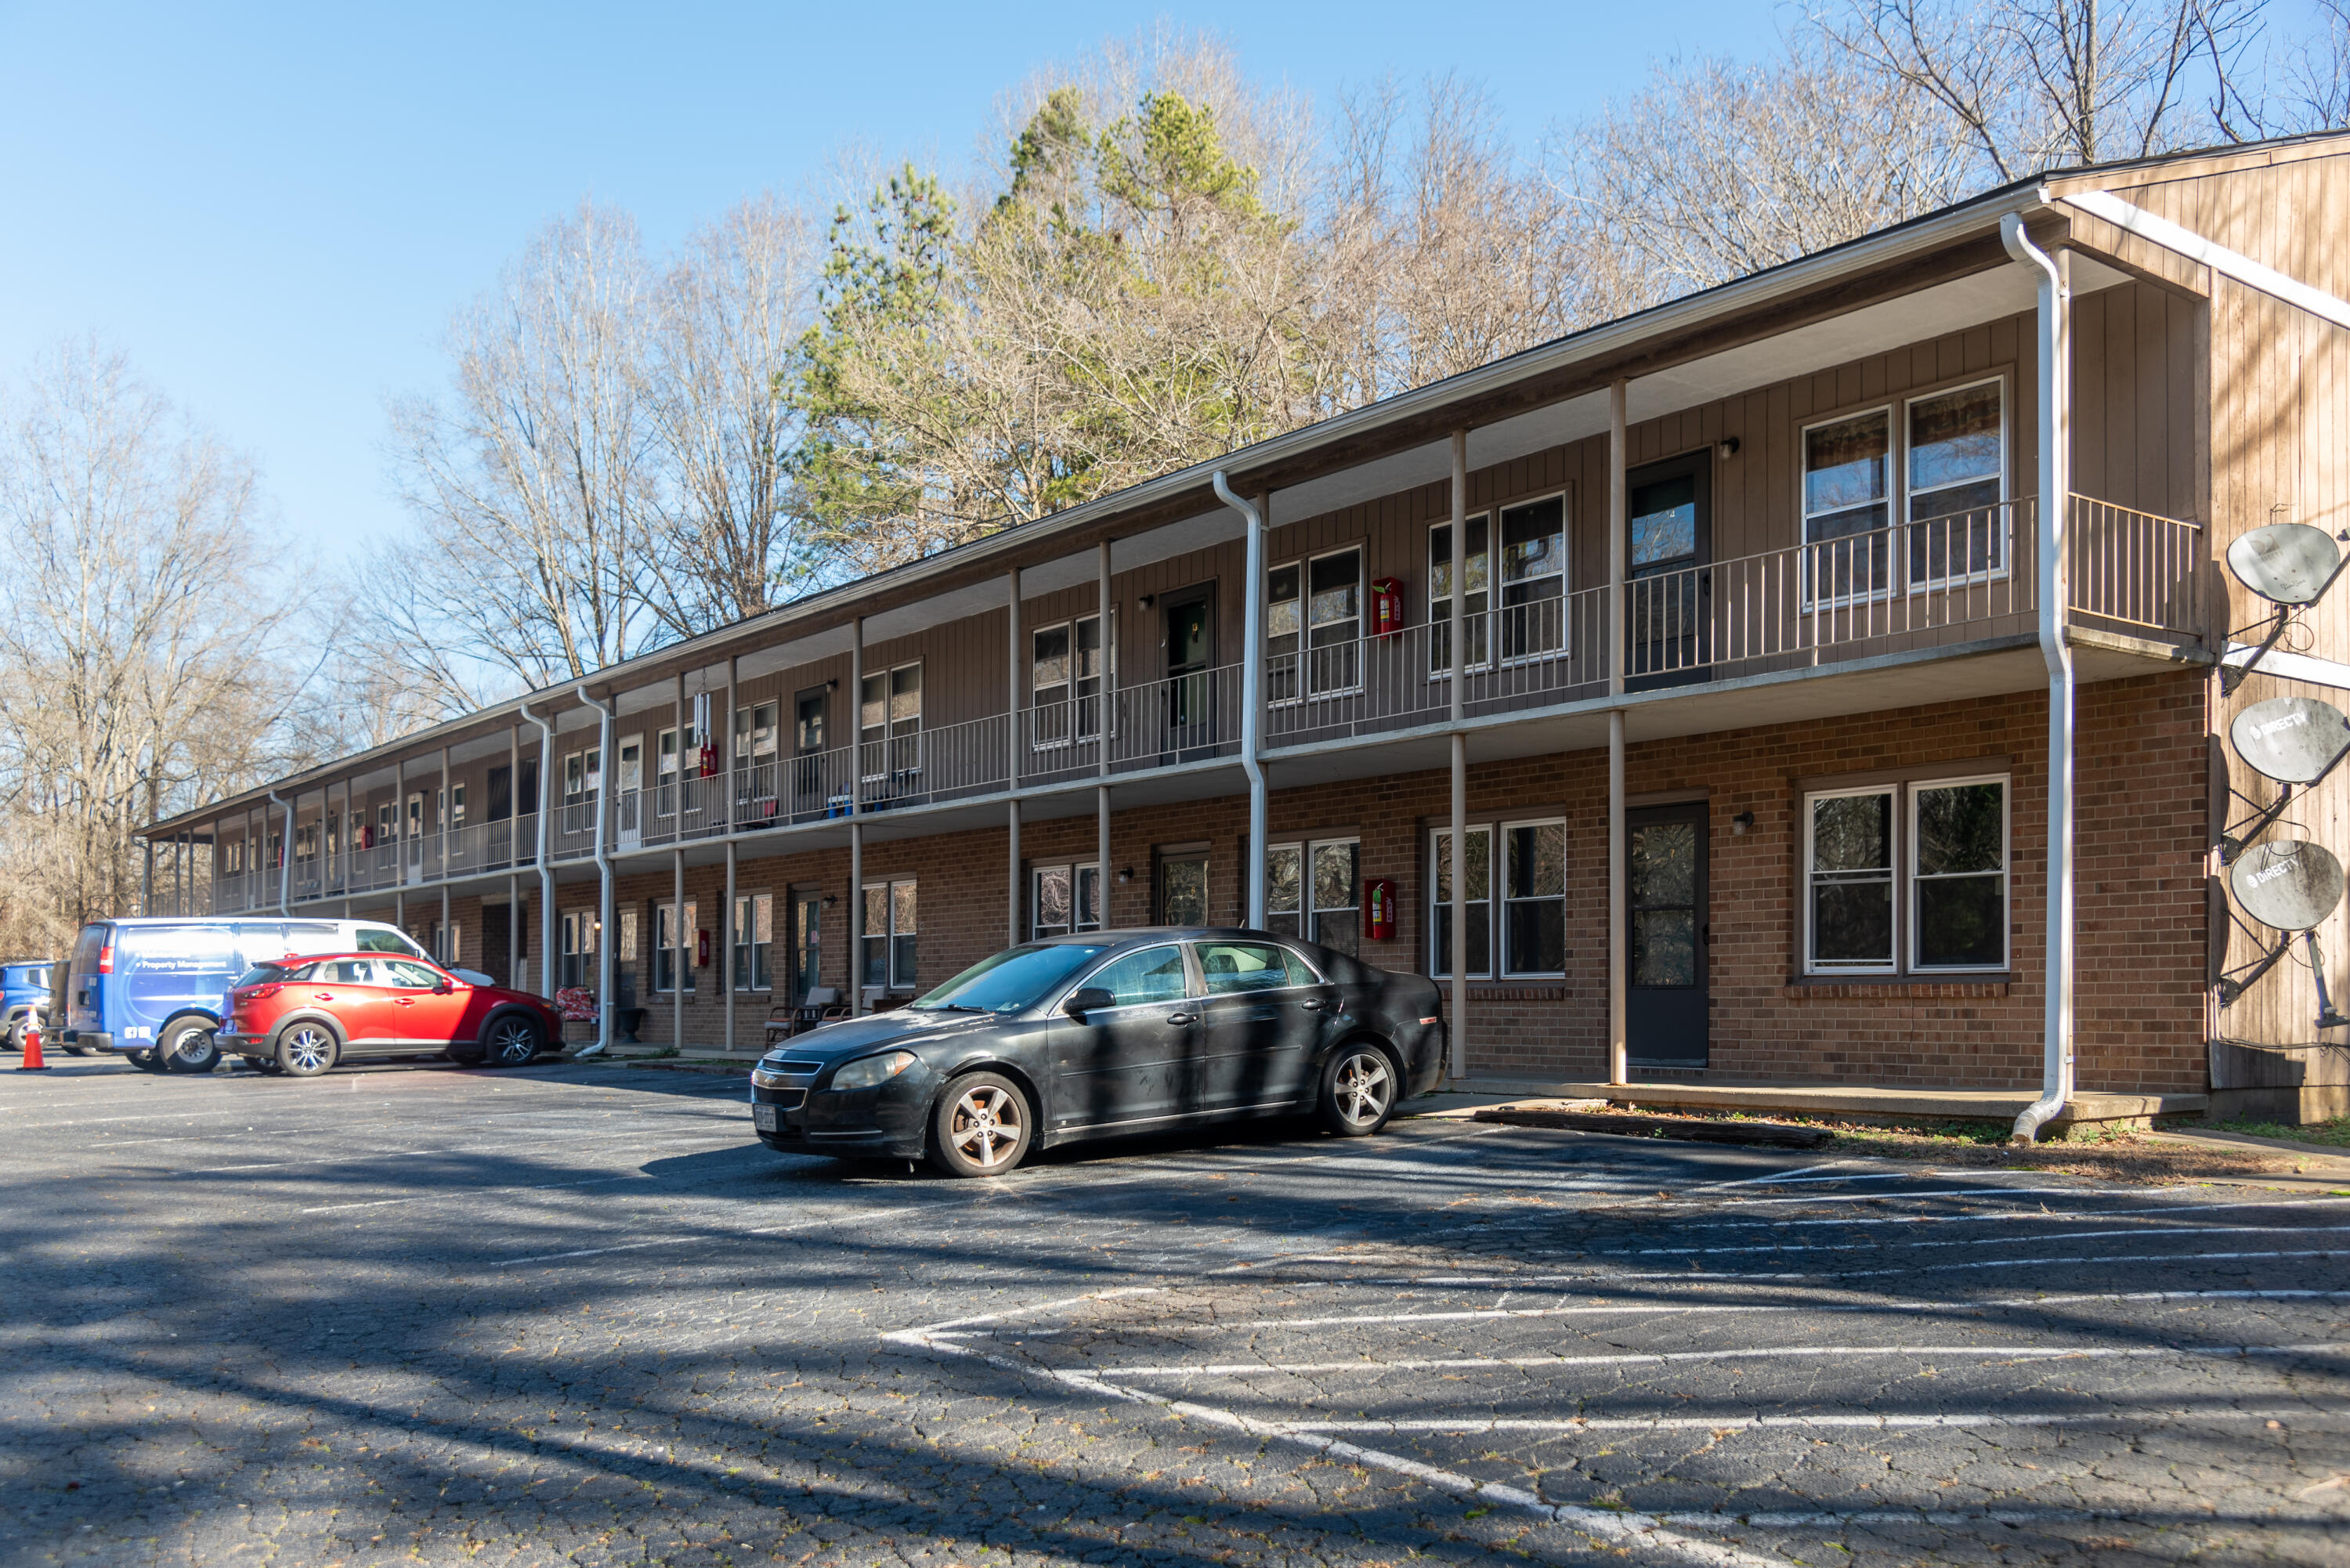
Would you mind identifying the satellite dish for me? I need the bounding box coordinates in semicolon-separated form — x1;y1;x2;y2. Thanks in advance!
2230;696;2350;785
2228;522;2343;606
2229;839;2345;932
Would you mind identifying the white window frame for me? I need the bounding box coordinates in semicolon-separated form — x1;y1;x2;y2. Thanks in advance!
655;898;698;994
1427;824;1493;979
1492;492;1570;668
733;891;773;992
862;878;918;992
1801;774;2010;977
1498;815;1568;977
1029;862;1103;939
1907;772;2011;973
1266;836;1360;953
1267;545;1365;703
1427;512;1492;675
1902;376;2010;593
1029;612;1113;751
560;909;599;991
859;662;924;785
1800;406;1896;610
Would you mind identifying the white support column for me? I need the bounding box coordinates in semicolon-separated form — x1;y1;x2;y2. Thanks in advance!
508;875;520;989
724;654;738;834
439;744;450;890
673;847;685;1050
1607;378;1629;1088
442;881;451;968
143;837;153;916
723;840;737;1053
1448;428;1468;1079
1007;567;1021;947
850;616;865;1016
674;670;686;840
1097;537;1112;930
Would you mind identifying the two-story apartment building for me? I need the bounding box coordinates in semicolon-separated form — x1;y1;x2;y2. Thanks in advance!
143;134;2350;1125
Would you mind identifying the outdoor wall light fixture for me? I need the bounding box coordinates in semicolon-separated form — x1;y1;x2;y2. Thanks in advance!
1117;867;1133;883
1716;436;1742;460
826;678;838;692
823;894;838;908
1731;810;1755;835
1137;594;1155;609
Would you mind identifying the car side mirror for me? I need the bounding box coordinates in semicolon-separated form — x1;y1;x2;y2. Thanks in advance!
1063;986;1115;1018
432;978;454;995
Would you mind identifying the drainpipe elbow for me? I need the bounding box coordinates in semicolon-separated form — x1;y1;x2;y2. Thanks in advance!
2010;1089;2066;1145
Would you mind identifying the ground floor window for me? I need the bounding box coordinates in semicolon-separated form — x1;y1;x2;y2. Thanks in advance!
1267;838;1360;957
862;880;916;991
655;900;697;993
1428;819;1564;976
430;920;463;968
1429;826;1491;977
734;891;773;992
1804;774;2008;974
1032;862;1102;938
560;909;598;990
1156;849;1209;927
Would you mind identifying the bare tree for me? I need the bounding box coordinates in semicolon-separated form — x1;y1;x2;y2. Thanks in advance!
1817;0;2271;179
0;341;310;950
642;195;818;637
2275;0;2350;129
1560;45;1979;309
384;202;655;694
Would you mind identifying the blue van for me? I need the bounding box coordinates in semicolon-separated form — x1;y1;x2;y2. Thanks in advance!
2;960;54;1053
61;918;435;1074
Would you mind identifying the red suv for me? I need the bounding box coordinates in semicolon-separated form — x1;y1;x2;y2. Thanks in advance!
218;953;565;1078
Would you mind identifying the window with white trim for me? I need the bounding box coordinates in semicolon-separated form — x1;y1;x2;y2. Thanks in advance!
1802;775;2008;974
859;663;922;783
560;909;598;990
1267;547;1363;701
1429;825;1491;977
1266;837;1360;956
1501;818;1567;974
1428;515;1491;673
733;891;772;992
862;879;917;991
656;724;700;816
1905;380;2006;585
655;899;697;993
1031;862;1103;938
1496;495;1567;659
1032;613;1110;748
1803;410;1892;601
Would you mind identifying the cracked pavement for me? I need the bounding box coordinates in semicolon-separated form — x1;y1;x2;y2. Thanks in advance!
3;1054;2346;1567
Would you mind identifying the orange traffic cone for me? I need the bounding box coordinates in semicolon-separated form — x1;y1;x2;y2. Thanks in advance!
17;1022;47;1071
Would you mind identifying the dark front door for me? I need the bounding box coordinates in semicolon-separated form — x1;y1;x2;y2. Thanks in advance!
1048;943;1202;1132
790;889;822;1005
1626;453;1712;688
791;686;827;819
1627;803;1708;1070
1162;587;1214;754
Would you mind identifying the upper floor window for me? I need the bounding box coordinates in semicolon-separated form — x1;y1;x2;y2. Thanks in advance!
860;663;922;783
1803;380;2007;602
1497;496;1567;659
1032;613;1108;748
1267;547;1363;701
1803;410;1892;599
563;746;601;805
1428;515;1490;672
736;701;779;761
1906;381;2006;584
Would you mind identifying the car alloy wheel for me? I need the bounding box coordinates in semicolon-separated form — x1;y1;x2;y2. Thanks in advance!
483;1016;540;1068
163;1021;220;1075
931;1072;1032;1178
1320;1045;1396;1136
277;1024;338;1078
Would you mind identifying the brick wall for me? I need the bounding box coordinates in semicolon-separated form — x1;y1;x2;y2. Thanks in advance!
525;672;2211;1090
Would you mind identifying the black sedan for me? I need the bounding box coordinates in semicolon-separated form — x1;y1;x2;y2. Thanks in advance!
748;929;1447;1176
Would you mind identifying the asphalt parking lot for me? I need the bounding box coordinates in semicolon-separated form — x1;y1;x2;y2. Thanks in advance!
2;1053;2345;1567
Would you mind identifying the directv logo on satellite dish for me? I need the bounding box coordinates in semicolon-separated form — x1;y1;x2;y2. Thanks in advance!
2228;838;2344;932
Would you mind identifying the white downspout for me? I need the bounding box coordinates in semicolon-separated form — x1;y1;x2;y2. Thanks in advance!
2001;211;2075;1144
1212;471;1268;927
577;685;617;1058
518;699;559;1001
266;788;293;915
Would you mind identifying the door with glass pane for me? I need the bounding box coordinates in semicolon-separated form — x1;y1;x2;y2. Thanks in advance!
1626;803;1707;1069
1162;587;1214;756
790;890;821;1003
1625;454;1710;688
616;734;644;849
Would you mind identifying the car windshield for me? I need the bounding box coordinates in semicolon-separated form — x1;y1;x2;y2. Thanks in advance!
236;962;306;987
910;942;1113;1014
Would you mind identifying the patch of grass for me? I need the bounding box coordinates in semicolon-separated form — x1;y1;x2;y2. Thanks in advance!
2207;1115;2350;1149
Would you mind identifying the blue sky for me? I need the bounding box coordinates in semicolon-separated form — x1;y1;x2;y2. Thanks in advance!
0;2;2323;549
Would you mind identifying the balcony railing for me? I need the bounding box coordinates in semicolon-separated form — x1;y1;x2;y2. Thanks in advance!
171;493;2203;916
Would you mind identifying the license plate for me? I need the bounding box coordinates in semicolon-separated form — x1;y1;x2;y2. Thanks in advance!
753;1103;779;1132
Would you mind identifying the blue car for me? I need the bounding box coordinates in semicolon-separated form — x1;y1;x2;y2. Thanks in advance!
1;959;55;1053
60;917;436;1074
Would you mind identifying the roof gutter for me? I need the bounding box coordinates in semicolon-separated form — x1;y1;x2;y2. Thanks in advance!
1211;471;1267;927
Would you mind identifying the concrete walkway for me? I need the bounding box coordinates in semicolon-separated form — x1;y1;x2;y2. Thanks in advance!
1443;1078;2209;1129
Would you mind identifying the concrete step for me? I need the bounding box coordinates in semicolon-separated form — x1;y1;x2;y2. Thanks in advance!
1451;1078;2208;1129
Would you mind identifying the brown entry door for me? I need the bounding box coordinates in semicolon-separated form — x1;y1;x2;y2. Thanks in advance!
1627;802;1708;1070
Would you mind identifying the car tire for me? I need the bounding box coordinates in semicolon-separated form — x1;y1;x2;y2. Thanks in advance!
251;1058;285;1076
1318;1042;1399;1137
128;1047;165;1071
162;1021;221;1075
480;1014;542;1068
2;1021;18;1053
276;1021;339;1078
928;1072;1033;1179
63;1044;92;1057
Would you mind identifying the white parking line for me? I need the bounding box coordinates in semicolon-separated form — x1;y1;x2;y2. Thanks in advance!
1280;1409;2327;1434
1688;1196;2350;1231
1609;1221;2350;1257
1095;1342;2347;1378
